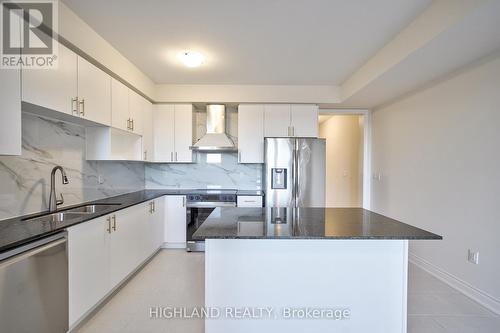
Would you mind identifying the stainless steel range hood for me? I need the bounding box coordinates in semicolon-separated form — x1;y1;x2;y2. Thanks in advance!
190;104;236;152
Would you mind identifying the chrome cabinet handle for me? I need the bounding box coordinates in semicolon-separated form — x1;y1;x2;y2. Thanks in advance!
182;196;186;207
170;152;173;162
152;200;155;212
144;150;147;160
131;119;134;131
175;152;178;161
79;99;85;116
112;215;116;231
71;97;79;115
291;126;295;136
127;118;131;130
287;126;291;136
238;152;241;163
106;216;111;233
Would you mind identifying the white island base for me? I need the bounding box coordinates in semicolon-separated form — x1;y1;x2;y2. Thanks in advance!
205;239;408;333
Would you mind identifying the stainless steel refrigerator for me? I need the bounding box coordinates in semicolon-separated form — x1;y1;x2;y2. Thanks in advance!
264;137;326;207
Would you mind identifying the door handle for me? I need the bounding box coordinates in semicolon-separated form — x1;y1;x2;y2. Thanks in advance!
79;99;85;116
238;152;241;163
131;119;134;131
71;97;79;115
112;215;116;231
152;200;156;212
175;152;178;161
106;216;111;233
127;118;131;130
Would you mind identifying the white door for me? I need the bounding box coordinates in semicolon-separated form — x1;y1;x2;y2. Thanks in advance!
238;104;264;163
142;99;154;161
128;90;144;135
153;104;175;162
111;78;130;132
264;104;291;137
22;42;78;116
174;104;193;162
77;57;111;125
67;216;109;326
291;104;319;137
164;196;187;247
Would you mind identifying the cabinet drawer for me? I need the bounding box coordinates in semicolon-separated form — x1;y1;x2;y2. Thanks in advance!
237;196;263;207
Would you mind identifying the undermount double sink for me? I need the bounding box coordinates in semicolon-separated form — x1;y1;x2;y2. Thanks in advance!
23;203;121;224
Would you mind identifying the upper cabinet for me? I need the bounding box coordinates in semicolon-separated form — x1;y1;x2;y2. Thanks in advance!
77;57;111;126
111;78;144;135
22;43;78;116
153;104;193;163
263;104;318;138
238;104;264;163
22;41;112;126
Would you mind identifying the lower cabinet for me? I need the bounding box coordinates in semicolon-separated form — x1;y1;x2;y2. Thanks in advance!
68;200;164;327
164;195;187;248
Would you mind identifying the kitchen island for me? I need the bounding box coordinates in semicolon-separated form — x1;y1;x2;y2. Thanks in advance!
193;207;441;333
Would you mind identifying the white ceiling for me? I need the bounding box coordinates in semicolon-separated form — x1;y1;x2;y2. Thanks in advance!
62;0;432;85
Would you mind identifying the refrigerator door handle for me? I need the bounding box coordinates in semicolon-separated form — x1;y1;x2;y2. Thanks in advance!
293;139;299;207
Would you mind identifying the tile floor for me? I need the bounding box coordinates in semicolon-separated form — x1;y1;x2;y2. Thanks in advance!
75;250;499;333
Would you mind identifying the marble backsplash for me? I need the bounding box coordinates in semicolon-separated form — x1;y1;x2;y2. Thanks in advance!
145;152;263;190
0;113;145;220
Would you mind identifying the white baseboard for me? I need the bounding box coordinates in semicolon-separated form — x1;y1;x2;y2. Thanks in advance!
162;242;186;249
409;252;500;315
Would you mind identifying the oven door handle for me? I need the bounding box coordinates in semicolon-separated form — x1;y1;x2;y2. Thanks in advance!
186;202;237;208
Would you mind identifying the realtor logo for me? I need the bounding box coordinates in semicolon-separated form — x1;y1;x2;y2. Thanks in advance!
1;0;58;69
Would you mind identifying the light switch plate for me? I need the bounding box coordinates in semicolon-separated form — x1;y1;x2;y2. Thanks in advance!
467;249;479;264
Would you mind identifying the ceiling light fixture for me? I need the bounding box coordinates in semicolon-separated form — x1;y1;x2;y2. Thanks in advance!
178;51;205;68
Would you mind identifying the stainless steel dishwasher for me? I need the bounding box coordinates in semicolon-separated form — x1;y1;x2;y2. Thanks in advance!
0;232;68;333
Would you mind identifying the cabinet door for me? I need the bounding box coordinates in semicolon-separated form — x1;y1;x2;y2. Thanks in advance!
238;104;264;163
264;104;291;137
164;196;187;247
77;57;111;125
153;198;165;249
142;98;154;161
68;216;109;326
22;42;78;116
153;104;175;162
109;208;137;288
128;90;144;135
111;78;130;132
174;104;193;162
291;104;318;137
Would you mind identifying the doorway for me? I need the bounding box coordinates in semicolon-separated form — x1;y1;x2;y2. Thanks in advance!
318;110;370;208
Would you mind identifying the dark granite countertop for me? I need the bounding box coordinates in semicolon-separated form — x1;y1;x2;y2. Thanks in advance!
0;189;194;254
192;207;442;240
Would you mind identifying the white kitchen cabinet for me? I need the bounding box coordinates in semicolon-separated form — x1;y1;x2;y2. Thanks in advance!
68;200;165;327
291;104;319;137
0;62;21;156
128;90;144;135
238;104;264;163
263;104;318;138
68;216;109;326
77;57;111;126
264;104;290;137
174;104;193;162
153;104;193;163
111;78;130;132
22;42;78;116
85;127;142;161
142;98;154;161
164;196;187;248
108;204;145;288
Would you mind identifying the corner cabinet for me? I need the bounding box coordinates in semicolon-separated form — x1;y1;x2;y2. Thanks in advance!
263;104;318;138
153;104;193;163
238;104;264;163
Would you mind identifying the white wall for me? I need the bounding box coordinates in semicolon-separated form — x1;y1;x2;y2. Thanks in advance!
371;55;500;308
319;115;363;207
58;2;155;98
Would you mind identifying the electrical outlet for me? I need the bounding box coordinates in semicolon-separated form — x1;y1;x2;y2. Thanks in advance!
98;175;104;184
467;249;479;264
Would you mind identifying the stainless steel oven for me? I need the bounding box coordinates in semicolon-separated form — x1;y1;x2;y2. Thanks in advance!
186;189;237;252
